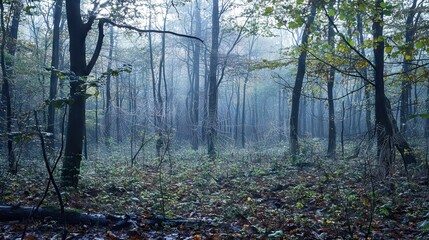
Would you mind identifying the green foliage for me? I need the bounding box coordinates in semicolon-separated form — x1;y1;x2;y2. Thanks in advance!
327;8;335;17
251;59;291;70
45;98;72;108
3;144;429;238
409;113;429;119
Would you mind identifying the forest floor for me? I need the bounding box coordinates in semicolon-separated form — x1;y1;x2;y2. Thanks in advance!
1;143;429;239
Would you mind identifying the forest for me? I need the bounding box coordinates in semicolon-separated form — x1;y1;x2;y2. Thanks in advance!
0;0;428;239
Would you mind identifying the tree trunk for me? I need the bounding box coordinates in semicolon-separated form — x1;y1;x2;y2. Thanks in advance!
104;27;114;143
116;72;121;143
371;0;417;177
373;0;394;177
0;206;212;228
234;80;240;146
279;89;285;141
327;5;336;159
0;0;20;174
155;13;167;157
62;0;106;187
400;0;418;135
384;97;417;166
301;97;307;136
201;48;209;143
252;93;259;142
289;1;317;158
319;99;324;138
207;0;220;157
191;0;201;150
146;14;162;157
95;91;99;145
241;78;248;148
47;0;63;148
357;3;371;136
311;97;315;137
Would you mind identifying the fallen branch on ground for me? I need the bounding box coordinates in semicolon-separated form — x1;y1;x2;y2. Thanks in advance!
0;206;214;230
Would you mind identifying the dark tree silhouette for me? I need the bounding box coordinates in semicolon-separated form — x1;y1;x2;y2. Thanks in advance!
289;0;317;158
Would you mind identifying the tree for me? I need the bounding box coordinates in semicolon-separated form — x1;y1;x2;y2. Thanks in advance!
240;37;257;148
47;0;63;147
326;0;336;159
0;0;21;174
400;0;421;134
289;0;318;158
356;0;372;135
320;0;417;174
61;0;107;187
372;0;394;176
104;27;114;143
370;0;418;176
241;74;248;148
206;0;250;156
207;0;220;157
190;0;202;150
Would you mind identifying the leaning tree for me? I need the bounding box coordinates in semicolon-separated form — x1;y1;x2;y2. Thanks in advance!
61;0;202;187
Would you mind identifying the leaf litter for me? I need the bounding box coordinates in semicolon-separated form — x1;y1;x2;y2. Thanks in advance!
1;149;429;239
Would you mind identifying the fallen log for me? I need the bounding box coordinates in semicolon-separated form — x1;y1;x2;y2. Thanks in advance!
0;206;214;229
0;206;113;226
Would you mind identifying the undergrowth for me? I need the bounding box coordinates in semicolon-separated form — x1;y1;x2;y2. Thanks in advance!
1;141;429;239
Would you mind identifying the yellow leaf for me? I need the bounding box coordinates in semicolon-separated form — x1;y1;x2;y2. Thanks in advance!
385;46;393;54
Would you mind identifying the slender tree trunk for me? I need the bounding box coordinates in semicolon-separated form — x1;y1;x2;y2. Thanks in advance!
234;80;240;146
226;86;234;137
207;0;220;157
253;93;259;141
319;99;324;138
0;0;21;174
327;6;336;159
311;97;315;137
95;91;98;145
327;75;336;159
116;72;121;143
400;0;418;135
191;0;201;150
302;97;307;136
289;1;317;158
155;13;167;156
241;78;248;148
104;27;114;143
356;6;371;134
279;89;285;141
47;0;63;148
201;48;209;143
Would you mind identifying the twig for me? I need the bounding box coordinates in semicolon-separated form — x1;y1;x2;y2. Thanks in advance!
21;108;67;240
34;111;67;239
131;134;154;166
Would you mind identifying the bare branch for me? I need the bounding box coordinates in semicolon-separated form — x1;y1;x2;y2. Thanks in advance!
307;50;376;87
101;18;204;44
86;19;107;75
216;14;252;87
274;73;367;101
